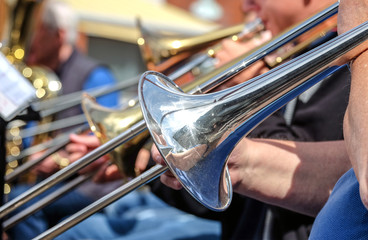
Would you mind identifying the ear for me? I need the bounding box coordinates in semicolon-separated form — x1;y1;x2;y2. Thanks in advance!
56;28;67;44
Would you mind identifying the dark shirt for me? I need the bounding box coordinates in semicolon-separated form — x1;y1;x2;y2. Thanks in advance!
309;168;368;239
149;64;351;240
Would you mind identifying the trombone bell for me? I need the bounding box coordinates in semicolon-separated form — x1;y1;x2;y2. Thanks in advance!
139;19;368;211
82;95;150;179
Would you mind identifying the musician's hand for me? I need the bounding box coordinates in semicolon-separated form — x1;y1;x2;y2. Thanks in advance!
31;150;63;177
213;31;271;91
66;133;109;174
93;163;124;183
337;0;368;62
92;147;153;183
135;148;151;174
151;145;183;190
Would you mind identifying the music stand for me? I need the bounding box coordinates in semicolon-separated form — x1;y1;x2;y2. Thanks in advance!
0;53;38;237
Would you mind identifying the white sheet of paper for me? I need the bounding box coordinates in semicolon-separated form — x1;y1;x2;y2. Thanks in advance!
0;52;36;121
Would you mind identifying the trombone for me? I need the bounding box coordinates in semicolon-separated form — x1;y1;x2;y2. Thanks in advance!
137;17;263;73
1;2;346;238
0;0;338;222
35;17;368;240
5;17;265;156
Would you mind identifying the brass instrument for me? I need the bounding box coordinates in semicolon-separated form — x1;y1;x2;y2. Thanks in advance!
82;94;150;179
0;4;344;238
137;18;263;73
77;20;264;181
2;0;62;189
33;13;368;240
0;2;339;222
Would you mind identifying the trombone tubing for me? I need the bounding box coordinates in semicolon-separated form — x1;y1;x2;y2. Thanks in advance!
0;1;338;219
33;165;168;240
34;16;368;240
191;2;339;94
33;75;139;118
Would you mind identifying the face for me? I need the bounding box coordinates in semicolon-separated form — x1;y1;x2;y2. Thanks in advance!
26;22;62;71
242;0;327;35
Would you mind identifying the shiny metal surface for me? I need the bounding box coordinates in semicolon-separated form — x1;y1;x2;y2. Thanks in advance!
0;1;340;222
139;20;368;211
18;4;357;238
82;94;150;178
191;2;339;94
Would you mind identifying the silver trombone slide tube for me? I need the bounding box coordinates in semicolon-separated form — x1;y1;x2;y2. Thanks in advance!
35;17;368;240
6;124;90;164
12;53;211;140
0;119;147;219
0;2;337;219
3;173;93;231
13;114;86;140
190;2;339;94
33;165;168;240
5;125;90;183
32;76;139;118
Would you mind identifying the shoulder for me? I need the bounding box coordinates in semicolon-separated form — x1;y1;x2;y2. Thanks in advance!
84;66;117;89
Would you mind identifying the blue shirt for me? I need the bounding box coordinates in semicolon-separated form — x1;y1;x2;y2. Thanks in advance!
83;66;119;108
310;168;368;239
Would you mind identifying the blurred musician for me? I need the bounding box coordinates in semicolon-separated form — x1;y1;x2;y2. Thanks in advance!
155;0;368;238
151;0;353;239
6;0;121;239
48;0;354;239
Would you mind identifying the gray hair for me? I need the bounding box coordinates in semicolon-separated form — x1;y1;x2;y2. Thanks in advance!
42;0;79;45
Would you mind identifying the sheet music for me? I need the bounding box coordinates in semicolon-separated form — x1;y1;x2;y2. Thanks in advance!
0;52;36;121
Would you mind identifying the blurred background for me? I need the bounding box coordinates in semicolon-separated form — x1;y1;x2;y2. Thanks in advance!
1;0;245;92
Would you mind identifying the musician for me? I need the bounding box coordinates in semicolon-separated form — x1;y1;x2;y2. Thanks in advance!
26;0;120;175
44;0;352;239
150;0;355;239
6;0;121;239
154;0;368;239
310;0;368;238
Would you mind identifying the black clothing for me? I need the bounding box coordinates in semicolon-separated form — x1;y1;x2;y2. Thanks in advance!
150;64;351;240
55;49;101;120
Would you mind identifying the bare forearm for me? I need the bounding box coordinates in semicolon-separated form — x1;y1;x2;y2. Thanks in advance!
344;50;368;208
230;139;350;216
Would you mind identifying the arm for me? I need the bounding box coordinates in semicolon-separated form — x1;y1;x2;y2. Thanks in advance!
152;139;351;217
229;138;350;217
343;51;368;209
338;0;368;209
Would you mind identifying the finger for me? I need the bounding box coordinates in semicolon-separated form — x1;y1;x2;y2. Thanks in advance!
104;164;124;181
79;155;109;174
135;148;151;173
90;163;109;182
151;145;165;165
69;133;101;148
68;152;85;164
65;142;88;155
93;164;123;183
160;173;183;190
